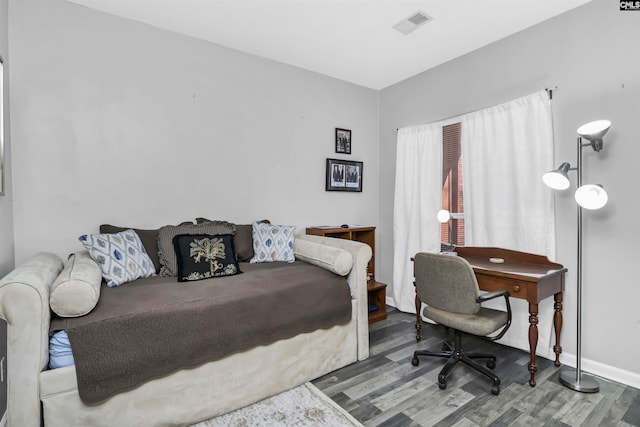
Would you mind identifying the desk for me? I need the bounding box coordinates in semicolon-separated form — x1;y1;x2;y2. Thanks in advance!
414;247;567;387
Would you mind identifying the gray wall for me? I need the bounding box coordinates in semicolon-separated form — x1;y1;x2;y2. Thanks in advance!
9;0;379;264
379;0;639;384
5;0;639;388
0;0;14;278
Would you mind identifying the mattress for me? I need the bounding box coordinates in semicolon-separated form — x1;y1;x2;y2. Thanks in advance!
50;260;352;403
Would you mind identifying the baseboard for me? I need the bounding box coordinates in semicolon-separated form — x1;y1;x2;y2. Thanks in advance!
385;296;400;311
559;352;640;389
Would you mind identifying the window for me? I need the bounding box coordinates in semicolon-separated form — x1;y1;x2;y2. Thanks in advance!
441;122;464;247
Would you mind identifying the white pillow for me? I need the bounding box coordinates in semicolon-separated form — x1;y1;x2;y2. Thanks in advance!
79;229;155;287
50;251;102;317
294;238;353;276
250;222;295;263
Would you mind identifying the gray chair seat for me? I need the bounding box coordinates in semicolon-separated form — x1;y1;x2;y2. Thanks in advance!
411;252;512;395
423;305;509;337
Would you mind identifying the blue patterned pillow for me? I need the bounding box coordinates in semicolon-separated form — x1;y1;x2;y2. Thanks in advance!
79;229;155;287
250;222;295;263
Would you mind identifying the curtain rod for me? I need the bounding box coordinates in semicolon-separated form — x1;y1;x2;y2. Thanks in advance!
395;86;558;131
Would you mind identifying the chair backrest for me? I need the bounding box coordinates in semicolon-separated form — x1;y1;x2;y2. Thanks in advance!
413;252;481;315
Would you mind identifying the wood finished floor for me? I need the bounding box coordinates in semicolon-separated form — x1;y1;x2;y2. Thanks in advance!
313;308;640;427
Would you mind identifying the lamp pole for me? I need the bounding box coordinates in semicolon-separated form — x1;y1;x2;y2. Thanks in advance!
558;137;599;393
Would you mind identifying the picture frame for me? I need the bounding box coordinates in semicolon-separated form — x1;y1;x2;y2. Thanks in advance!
326;158;363;192
335;128;351;154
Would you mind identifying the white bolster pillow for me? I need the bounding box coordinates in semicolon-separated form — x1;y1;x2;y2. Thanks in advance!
50;251;102;317
294;238;353;276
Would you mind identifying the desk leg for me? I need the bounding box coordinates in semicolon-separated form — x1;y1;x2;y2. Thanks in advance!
528;303;539;387
553;291;563;367
415;294;422;341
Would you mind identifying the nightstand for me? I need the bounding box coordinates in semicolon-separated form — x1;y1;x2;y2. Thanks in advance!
306;226;387;323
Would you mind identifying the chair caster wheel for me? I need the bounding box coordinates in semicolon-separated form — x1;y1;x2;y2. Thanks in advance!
487;360;496;369
438;381;447;390
411;357;419;366
491;385;500;395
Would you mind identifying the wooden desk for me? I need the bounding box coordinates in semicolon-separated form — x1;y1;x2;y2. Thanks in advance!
414;247;566;387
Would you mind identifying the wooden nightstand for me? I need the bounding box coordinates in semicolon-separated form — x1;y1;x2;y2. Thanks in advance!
306;226;387;323
367;280;387;323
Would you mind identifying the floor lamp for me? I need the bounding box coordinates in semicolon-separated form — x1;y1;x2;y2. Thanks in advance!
437;209;457;255
542;119;611;393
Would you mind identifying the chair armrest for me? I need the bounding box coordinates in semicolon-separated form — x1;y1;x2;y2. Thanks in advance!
477;290;512;341
476;290;509;303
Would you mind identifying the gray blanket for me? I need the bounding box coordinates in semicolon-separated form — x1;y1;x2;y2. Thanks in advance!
50;261;352;404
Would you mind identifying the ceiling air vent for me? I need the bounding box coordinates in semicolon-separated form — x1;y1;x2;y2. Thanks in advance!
393;11;432;35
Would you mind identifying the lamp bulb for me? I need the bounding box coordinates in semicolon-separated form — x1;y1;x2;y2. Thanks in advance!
437;209;451;223
575;184;608;210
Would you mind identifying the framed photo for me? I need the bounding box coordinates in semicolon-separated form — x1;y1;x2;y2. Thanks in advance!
326;158;363;192
335;128;351;154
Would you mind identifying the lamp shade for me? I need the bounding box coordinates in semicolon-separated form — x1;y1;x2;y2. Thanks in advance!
543;162;571;190
575;184;608;210
577;120;611;152
437;209;451;223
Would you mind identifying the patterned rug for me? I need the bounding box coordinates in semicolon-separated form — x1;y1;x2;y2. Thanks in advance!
191;383;362;427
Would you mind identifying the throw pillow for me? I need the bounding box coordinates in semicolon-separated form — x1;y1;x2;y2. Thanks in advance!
250;222;296;263
196;218;271;262
100;221;194;274
79;229;155;287
157;222;235;276
100;224;162;273
228;224;254;262
50;251;103;317
173;234;241;282
294;238;353;276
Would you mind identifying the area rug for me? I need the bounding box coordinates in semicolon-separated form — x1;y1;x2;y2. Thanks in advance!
191;382;363;427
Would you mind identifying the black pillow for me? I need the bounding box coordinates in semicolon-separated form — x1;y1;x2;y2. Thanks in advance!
173;234;241;282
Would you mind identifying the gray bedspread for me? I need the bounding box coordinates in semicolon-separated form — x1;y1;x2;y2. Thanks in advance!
50;261;352;404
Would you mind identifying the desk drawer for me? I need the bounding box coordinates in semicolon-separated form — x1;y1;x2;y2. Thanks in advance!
476;275;528;300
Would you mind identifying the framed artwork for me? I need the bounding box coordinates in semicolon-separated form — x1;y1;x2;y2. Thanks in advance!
326;158;363;192
335;128;351;154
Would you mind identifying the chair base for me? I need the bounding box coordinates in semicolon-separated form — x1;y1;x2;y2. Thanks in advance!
412;330;501;395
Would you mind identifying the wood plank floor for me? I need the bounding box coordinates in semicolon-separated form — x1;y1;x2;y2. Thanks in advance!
313;308;640;427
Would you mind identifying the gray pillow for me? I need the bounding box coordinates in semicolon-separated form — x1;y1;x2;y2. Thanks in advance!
231;224;254;262
50;251;102;317
158;221;235;276
196;218;270;262
294;238;353;276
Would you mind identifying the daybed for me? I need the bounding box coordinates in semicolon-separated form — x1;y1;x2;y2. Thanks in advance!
0;222;371;427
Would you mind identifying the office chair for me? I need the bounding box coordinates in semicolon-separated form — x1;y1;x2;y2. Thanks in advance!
411;252;512;395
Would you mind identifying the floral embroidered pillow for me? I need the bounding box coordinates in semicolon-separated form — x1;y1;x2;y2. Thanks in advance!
173;234;241;282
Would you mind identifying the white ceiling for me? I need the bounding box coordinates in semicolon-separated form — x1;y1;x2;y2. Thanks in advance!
65;0;592;90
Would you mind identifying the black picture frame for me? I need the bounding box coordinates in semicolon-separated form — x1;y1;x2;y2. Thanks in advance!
326;158;363;192
335;128;351;154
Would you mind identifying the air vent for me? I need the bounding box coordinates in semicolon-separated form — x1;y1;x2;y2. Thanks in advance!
393;11;432;35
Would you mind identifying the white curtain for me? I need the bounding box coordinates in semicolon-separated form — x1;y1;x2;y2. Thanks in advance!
461;89;556;356
392;124;442;313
